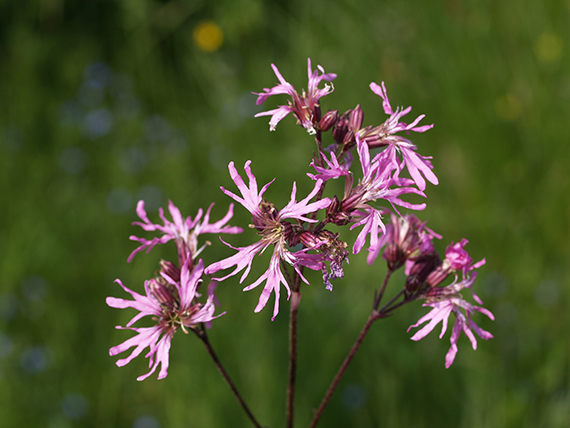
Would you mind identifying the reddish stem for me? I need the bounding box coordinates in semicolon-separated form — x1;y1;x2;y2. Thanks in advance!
196;327;263;428
308;310;379;428
287;288;301;428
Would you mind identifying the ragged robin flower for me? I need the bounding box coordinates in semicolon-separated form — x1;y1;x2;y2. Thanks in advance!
107;259;223;380
358;82;438;191
425;238;486;287
128;200;242;267
254;58;337;134
408;273;494;368
205;160;331;319
322;134;427;255
366;210;441;266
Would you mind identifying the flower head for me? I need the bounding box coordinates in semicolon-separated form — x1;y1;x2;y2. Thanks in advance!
307;150;351;182
358;82;438;191
408;273;494;368
341;135;427;254
366;210;441;266
443;238;486;277
424;238;486;288
254;58;337;134
205;161;331;319
128;200;242;266
107;259;223;380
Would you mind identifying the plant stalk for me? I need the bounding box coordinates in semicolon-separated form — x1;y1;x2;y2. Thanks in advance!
308;310;378;428
196;327;263;428
286;288;301;428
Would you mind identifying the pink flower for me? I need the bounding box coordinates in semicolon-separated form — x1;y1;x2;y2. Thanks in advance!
205;161;331;319
444;238;486;277
366;210;441;266
422;238;486;289
107;259;223;380
408;275;494;368
307;150;350;182
343;135;427;254
128;200;242;265
359;82;438;191
254;58;337;134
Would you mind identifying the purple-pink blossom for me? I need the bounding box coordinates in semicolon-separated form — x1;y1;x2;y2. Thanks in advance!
444;238;486;277
205;161;331;319
343;135;427;255
307;150;350;182
366;210;441;266
254;58;337;134
128;200;242;265
408;275;494;368
358;82;438;191
107;259;223;380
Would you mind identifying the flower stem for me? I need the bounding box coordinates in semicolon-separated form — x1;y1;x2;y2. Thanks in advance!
309;268;394;428
378;289;408;315
196;326;263;428
308;310;378;428
287;288;301;428
374;268;393;310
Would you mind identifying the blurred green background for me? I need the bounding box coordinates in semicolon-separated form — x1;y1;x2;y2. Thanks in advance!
1;0;569;427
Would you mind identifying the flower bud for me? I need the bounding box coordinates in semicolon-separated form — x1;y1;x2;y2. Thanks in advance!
319;110;338;132
342;129;355;146
385;242;405;270
160;260;181;282
298;230;321;249
349;104;363;131
405;254;440;293
326;197;352;226
332;110;351;144
426;264;450;287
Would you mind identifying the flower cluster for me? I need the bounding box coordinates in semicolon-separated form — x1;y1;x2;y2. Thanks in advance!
107;201;242;380
108;58;494;384
369;211;493;367
252;59;493;366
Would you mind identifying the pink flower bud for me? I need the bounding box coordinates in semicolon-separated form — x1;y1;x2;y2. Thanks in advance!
319;109;338;132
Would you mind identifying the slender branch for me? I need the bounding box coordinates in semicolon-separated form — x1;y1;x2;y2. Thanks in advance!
378;291;410;316
309;129;328;227
308;310;378;428
373;268;393;310
314;129;324;161
195;326;263;428
309;267;396;428
378;289;405;314
287;287;301;428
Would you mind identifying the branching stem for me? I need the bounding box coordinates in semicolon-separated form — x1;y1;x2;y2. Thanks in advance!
309;268;400;428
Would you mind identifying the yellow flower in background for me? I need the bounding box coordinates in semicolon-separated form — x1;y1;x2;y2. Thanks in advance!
534;32;563;63
193;20;224;52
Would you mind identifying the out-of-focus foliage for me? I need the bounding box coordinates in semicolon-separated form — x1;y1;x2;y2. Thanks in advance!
1;0;569;427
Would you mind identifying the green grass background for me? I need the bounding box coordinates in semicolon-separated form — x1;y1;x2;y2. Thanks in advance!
1;0;569;427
